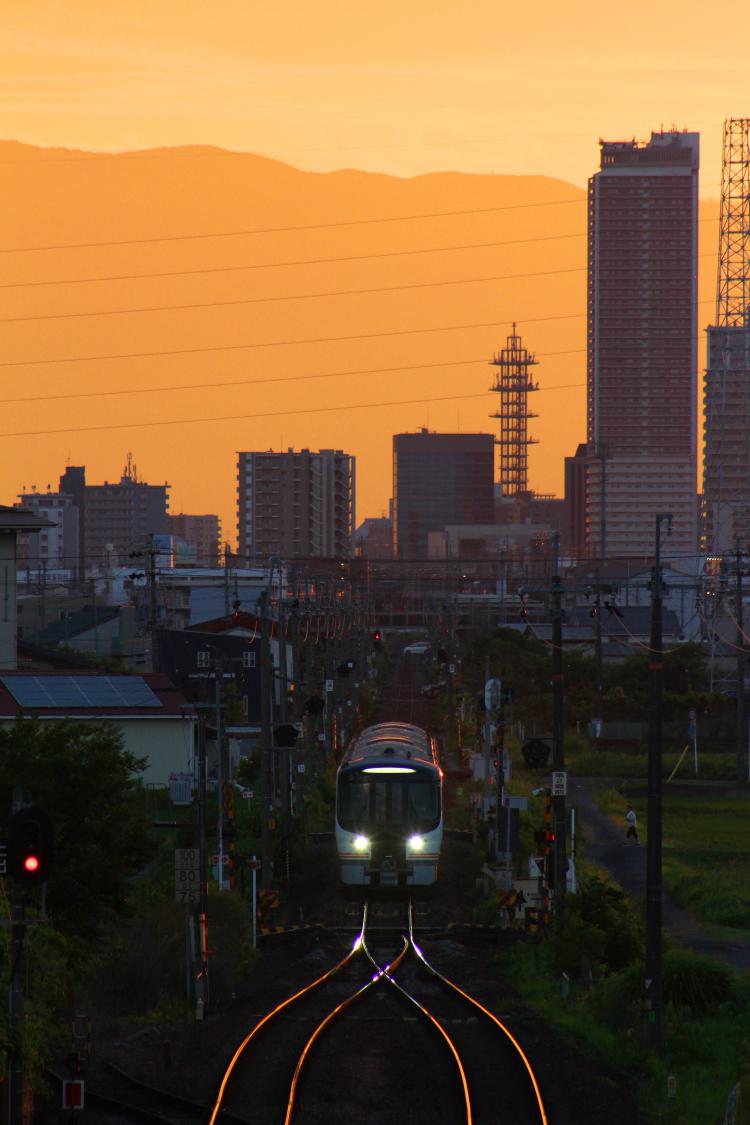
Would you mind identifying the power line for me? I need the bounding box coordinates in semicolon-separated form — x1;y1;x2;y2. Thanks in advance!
0;355;587;409
0;313;587;369
0;196;588;254
0;385;588;441
0;190;722;258
0;266;588;326
0;232;588;291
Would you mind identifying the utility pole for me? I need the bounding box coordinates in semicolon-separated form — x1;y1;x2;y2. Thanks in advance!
7;787;26;1125
196;715;209;1007
147;533;160;673
277;593;292;851
259;590;273;889
594;569;604;733
551;563;567;909
645;513;671;1053
735;545;746;781
214;656;226;888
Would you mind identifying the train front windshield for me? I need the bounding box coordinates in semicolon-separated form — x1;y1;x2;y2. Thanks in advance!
338;767;440;833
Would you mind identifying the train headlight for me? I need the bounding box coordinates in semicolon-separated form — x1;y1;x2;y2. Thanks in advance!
353;834;370;852
408;834;425;852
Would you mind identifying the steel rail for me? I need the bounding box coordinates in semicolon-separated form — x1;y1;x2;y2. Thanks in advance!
407;905;549;1125
283;932;410;1125
360;902;473;1125
208;903;369;1125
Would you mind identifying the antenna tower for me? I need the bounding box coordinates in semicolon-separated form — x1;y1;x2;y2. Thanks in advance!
702;119;750;552
488;324;539;496
716;118;750;326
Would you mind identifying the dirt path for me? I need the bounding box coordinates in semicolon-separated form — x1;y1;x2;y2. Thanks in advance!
570;777;750;972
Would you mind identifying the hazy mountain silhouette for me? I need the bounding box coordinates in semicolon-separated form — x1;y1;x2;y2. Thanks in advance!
0;142;719;541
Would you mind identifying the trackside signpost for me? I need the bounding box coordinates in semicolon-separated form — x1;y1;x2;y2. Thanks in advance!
175;848;200;905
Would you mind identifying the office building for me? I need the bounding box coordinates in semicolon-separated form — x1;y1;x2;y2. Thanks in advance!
586;131;699;559
237;449;355;559
168;513;222;567
393;430;494;558
59;457;169;570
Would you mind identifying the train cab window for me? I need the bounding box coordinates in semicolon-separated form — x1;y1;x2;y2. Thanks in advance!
338;769;440;832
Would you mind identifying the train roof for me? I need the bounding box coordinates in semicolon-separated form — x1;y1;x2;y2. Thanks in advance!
342;722;438;770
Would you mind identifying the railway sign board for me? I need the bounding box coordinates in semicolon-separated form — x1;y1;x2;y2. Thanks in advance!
325;679;334;692
551;771;567;797
175;848;200;905
0;840;6;876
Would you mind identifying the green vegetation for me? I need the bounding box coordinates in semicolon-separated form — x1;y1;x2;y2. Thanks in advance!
591;786;750;931
502;935;750;1124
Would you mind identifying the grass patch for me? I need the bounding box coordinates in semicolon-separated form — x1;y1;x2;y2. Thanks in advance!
500;937;750;1124
589;789;750;931
565;742;738;780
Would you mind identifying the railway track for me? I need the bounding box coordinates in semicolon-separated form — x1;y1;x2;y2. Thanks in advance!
210;899;548;1125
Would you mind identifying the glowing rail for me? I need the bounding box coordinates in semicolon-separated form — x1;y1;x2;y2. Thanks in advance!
407;904;548;1125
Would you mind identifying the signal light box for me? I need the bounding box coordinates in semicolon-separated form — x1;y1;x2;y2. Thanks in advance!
62;1080;85;1110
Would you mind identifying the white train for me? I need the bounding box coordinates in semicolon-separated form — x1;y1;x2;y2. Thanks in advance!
335;722;443;887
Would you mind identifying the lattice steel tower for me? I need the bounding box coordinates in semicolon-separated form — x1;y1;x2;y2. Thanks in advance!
702;119;750;552
488;324;538;496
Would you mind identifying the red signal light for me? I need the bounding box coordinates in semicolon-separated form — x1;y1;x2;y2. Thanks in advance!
23;855;40;873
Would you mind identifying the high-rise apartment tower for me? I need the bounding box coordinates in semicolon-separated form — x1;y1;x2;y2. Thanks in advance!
237;449;355;560
586;131;699;559
702;119;750;553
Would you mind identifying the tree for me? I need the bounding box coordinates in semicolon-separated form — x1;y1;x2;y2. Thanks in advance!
0;718;156;943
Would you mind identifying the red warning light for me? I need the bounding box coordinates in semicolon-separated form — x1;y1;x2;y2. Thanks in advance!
24;855;40;873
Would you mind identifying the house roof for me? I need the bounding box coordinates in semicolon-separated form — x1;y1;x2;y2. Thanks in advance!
33;604;120;646
0;506;55;532
0;672;194;719
567;604;682;637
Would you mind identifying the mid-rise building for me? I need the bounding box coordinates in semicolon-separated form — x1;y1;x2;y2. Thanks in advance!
586;131;699;559
237;448;354;559
59;457;169;571
167;514;221;567
393;430;494;558
15;491;80;579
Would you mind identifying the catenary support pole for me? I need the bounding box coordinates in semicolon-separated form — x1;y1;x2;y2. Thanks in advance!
645;513;670;1053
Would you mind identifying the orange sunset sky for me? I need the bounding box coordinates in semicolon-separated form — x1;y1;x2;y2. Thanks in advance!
1;1;746;544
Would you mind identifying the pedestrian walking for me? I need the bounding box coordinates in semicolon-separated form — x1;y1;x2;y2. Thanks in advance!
625;804;639;845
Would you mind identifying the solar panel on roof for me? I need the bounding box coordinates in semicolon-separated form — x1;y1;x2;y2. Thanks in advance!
0;675;163;709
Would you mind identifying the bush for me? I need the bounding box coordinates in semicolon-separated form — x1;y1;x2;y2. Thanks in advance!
552;876;643;976
662;949;736;1017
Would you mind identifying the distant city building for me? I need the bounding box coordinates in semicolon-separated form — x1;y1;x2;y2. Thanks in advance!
0;506;55;669
564;443;588;559
168;513;221;567
15;491;80;578
237;448;355;560
60;456;170;571
353;517;393;559
393;430;494;558
586;131;699;559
